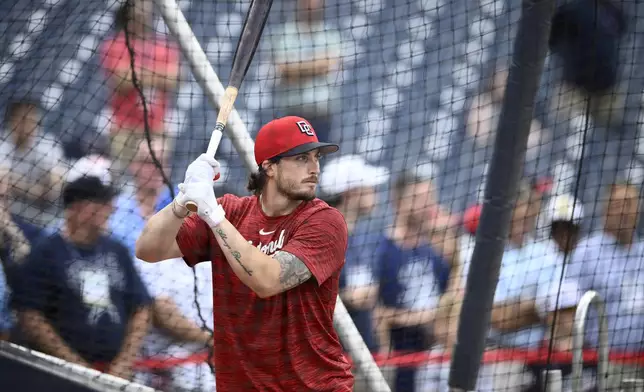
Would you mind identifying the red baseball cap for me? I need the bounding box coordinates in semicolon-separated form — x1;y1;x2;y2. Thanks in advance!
254;116;339;165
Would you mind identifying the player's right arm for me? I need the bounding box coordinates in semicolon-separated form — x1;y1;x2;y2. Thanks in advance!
135;200;212;265
135;201;190;262
136;154;220;265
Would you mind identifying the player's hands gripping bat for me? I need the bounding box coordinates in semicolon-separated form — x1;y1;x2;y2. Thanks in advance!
184;0;273;212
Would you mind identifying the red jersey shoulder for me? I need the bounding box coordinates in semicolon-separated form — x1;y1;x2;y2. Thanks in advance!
275;198;344;231
287;200;349;251
303;199;347;226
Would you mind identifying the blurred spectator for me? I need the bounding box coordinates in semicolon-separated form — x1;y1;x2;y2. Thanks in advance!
467;66;545;150
566;181;644;352
429;183;581;392
0;98;71;229
318;154;389;352
544;193;584;256
549;0;627;127
100;0;179;183
109;138;173;253
109;139;214;390
132;260;215;392
0;167;32;278
0;166;44;345
485;184;578;346
11;156;152;381
375;170;455;392
271;0;343;144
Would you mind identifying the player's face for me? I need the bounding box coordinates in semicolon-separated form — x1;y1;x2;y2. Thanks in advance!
274;150;321;201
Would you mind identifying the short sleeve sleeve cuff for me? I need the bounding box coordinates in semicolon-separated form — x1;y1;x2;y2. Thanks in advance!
176;215;212;267
282;208;349;286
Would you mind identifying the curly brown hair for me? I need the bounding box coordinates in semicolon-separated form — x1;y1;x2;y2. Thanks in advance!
247;158;281;196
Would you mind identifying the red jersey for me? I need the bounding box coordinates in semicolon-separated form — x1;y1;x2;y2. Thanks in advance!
175;194;354;391
100;32;179;132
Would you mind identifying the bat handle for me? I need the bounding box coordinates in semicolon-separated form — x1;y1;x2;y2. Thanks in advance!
183;86;240;214
207;86;239;157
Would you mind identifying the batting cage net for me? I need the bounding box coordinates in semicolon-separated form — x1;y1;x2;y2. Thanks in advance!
1;0;644;391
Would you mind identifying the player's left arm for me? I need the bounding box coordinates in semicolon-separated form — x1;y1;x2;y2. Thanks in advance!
212;209;348;298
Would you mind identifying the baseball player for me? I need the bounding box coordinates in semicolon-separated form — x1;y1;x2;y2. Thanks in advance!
136;116;354;391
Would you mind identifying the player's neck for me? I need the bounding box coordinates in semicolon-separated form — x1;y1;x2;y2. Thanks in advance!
259;191;303;217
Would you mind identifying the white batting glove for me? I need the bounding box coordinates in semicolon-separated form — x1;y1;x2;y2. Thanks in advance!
176;182;226;228
174;154;225;226
184;154;221;184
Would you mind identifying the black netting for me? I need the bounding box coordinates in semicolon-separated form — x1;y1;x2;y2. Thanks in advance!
1;0;644;391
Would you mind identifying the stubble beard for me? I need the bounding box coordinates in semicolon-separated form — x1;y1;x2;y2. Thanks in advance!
277;178;316;202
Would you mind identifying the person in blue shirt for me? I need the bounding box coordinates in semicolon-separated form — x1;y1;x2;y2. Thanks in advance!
109;139;175;254
108;141;215;388
375;170;458;392
318;154;390;354
11;156;152;381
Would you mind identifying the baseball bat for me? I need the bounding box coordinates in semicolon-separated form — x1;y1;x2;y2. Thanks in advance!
185;0;273;212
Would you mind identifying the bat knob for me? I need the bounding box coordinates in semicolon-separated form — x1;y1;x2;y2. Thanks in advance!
185;201;199;213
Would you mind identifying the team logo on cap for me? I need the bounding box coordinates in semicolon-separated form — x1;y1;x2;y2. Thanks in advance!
296;120;315;137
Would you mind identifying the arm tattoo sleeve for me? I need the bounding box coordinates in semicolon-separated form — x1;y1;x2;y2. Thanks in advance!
273;251;313;290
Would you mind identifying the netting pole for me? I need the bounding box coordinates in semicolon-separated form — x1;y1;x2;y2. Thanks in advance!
447;0;557;390
152;1;391;391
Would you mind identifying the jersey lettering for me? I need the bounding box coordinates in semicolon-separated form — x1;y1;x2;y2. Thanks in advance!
250;229;286;255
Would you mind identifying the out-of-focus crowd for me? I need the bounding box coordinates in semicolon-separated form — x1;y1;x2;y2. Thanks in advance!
1;0;642;391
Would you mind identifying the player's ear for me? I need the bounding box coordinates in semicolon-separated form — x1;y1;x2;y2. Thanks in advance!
262;160;275;177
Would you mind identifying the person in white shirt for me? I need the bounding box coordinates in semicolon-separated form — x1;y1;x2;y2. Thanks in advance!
418;182;581;392
132;259;216;392
566;181;644;387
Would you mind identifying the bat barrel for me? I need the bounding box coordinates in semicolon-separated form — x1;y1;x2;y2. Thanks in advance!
229;0;274;88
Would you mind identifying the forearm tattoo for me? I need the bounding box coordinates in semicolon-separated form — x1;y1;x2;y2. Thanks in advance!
214;228;253;276
273;251;312;290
